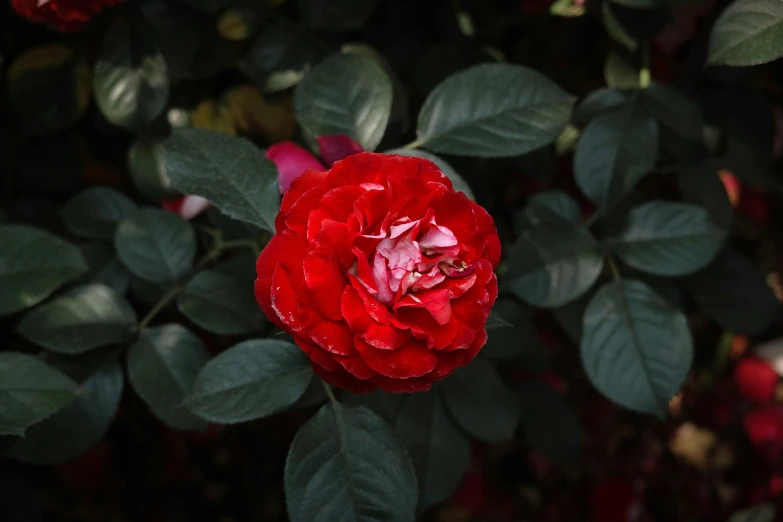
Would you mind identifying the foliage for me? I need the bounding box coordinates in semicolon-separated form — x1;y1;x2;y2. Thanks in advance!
1;0;782;520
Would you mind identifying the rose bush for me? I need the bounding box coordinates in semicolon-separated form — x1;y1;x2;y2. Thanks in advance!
11;0;124;32
255;152;500;393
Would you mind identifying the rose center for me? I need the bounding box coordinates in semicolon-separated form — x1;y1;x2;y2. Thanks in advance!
352;213;471;307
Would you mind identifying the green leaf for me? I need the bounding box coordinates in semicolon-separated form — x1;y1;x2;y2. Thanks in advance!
60;187;137;240
442;357;520;442
482;298;545;361
0;225;88;316
518;381;582;465
573;88;628;128
0;352;79;436
416;63;576;157
79;244;131;294
295;53;393;151
729;503;776;522
188;339;313;424
244;21;325;93
94;18;170;133
395;391;471;510
507;193;603;308
642;82;704;144
127;324;210;431
683;250;782;335
708;0;783;66
574;101;658;211
581;280;693;416
177;270;264;335
285;402;418;522
115;208;196;284
604;49;640;89
294;0;381;31
17;284;137;355
129;138;178;201
9;360;123;465
607;201;724;276
341;389;402;424
7;44;91;136
163;127;280;232
678;164;733;236
386;149;475;201
602;2;638;51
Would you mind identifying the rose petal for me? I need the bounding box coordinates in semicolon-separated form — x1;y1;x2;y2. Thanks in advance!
354;338;438;379
394;288;452;325
318;135;364;167
303;251;347;322
311;362;376;394
341;286;410;350
267;141;325;193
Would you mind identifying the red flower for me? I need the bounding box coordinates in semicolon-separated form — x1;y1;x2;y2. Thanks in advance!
12;0;124;32
255;152;500;393
734;357;779;404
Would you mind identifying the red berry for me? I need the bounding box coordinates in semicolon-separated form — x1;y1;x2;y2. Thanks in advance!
734;358;779;403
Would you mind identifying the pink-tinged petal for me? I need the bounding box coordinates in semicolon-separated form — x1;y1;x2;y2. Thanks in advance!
318;135;364;167
419;222;458;251
394;288;452;325
163;195;211;220
410;266;446;292
354;338;438;379
372;252;395;305
267;141;325;193
341;286;410;350
311;362;376;394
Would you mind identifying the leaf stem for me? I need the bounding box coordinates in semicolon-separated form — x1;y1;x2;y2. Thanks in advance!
606;254;622;281
138;286;183;331
321;378;337;405
398;137;427;151
639;41;651;89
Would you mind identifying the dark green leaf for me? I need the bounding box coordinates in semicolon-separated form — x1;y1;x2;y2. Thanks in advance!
573;88;628;128
188;339;312;423
244;21;325;93
177;269;264;335
678;164;733;236
442;357;520;442
17;284;137;354
94;18;169;133
507;193;603;308
115;208;196;284
729;503;776;522
642;82;704;145
340;389;402;424
294;0;380;31
7;44;90;136
9;360;123;465
518;381;582;465
608;201;724;276
604;49;639;89
295;53;393;151
79;244;131;294
707;0;783;66
683;250;781;334
574;101;658;211
0;225;88;316
395;391;471;510
127;324;210;431
285;402;418;522
602;2;638;51
416;63;576;157
163;127;280;232
60;187;137;240
128;138;178;201
386;149;475;201
482;298;545;361
0;352;79;436
581;280;692;416
552;290;592;342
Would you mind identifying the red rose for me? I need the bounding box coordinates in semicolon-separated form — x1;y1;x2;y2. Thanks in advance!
255;152;500;393
12;0;124;32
